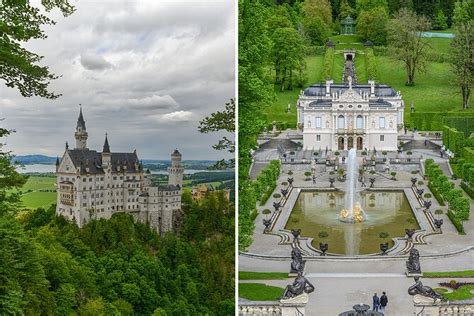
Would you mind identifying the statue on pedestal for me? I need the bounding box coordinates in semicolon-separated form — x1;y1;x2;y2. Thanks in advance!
281;272;314;301
408;277;443;302
406;248;421;274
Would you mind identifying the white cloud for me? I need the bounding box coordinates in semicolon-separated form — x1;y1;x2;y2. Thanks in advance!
154;110;197;123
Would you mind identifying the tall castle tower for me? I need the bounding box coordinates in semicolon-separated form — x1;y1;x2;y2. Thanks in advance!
75;107;88;149
168;149;183;187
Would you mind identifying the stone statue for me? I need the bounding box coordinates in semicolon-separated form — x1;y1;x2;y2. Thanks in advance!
290;243;306;274
281;272;314;300
408;277;443;301
406;248;421;274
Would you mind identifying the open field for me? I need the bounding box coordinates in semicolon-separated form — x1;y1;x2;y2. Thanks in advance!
18;175;56;209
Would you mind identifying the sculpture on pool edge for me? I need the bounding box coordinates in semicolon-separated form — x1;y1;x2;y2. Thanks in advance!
290;242;306;274
281;272;314;300
408;277;443;302
406;248;421;274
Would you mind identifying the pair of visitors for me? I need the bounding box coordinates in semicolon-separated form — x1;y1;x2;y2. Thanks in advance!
373;292;388;314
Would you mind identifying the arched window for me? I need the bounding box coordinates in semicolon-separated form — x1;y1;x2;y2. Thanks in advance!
337;115;345;129
356;115;363;129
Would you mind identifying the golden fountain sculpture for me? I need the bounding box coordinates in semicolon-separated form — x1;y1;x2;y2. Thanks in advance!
339;202;366;223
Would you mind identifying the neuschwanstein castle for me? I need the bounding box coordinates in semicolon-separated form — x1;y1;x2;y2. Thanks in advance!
56;109;183;234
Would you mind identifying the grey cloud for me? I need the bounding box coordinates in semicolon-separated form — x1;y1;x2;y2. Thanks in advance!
80;53;113;70
0;0;235;160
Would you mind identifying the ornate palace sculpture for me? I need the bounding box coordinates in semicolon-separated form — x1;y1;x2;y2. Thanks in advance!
290;243;306;273
408;277;443;301
281;272;314;300
406;248;421;274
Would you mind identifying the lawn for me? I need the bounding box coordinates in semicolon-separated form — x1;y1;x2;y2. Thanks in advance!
435;285;474;301
21;175;56;191
238;283;284;301
375;56;471;124
21;191;56;209
330;34;365;50
15;176;57;209
423;270;474;278
239;271;289;280
266;55;324;126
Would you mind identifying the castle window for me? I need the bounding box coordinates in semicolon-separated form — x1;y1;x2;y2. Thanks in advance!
337;115;345;129
315;117;322;128
380;135;385;141
356;115;363;129
83;178;86;182
89;178;92;182
113;176;117;180
316;135;321;141
379;117;385;129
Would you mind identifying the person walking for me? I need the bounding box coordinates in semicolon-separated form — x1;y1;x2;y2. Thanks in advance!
372;293;380;312
380;292;388;314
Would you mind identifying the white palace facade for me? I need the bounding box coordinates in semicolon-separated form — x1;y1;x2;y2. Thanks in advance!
56;109;183;234
297;78;404;151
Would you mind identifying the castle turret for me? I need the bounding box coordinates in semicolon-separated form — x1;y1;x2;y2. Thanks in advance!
102;133;112;171
74;107;88;149
168;149;183;187
55;156;60;172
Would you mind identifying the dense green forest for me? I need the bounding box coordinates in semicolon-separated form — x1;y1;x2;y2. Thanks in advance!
1;127;234;315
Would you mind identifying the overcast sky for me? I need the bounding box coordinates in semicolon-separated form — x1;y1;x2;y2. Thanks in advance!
0;0;235;160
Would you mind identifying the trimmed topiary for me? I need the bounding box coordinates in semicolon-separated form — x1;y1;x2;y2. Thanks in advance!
379;232;389;238
273;193;281;199
424;193;432;198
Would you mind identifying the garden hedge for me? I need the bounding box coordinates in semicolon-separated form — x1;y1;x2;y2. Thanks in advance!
447;210;465;234
322;48;334;80
365;48;377;80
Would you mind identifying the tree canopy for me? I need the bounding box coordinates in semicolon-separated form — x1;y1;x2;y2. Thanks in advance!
0;0;74;98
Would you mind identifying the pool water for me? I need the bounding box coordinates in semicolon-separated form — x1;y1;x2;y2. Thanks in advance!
285;191;420;255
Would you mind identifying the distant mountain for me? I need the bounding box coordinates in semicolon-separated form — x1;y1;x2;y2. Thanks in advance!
13;155;57;165
13;155;221;170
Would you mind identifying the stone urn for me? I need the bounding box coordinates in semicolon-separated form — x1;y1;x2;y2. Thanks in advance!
411;177;417;187
406;228;415;240
319;243;328;256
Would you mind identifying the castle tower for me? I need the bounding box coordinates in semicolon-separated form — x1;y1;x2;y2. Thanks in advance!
74;107;88;149
168;149;183;187
102;133;111;170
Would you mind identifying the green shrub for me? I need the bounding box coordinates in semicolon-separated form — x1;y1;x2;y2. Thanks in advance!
460;181;474;199
428;183;445;206
318;231;328;238
334;151;340;156
424;193;432;198
273;193;281;199
379;232;389;238
362;151;367;155
447;210;465;234
418;181;424;185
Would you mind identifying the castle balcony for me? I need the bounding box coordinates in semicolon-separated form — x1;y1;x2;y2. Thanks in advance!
336;128;365;135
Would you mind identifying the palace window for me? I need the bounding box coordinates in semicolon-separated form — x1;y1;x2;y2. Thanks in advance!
316;135;321;141
379;117;385;129
337;115;345;129
380;135;385;142
315;117;322;128
356;115;363;129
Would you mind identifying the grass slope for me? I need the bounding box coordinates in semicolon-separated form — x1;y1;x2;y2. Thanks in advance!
423;270;474;278
239;283;284;301
266;55;324;126
239;271;289;280
18;176;56;209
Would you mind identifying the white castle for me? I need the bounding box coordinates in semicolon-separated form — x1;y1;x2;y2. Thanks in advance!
56;109;183;234
297;78;404;151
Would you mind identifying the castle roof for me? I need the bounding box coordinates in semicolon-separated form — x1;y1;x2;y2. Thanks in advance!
158;184;180;191
66;149;139;174
303;83;397;98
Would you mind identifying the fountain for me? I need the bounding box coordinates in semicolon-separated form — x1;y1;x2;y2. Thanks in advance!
339;149;367;223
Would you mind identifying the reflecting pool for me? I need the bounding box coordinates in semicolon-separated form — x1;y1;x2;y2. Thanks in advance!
285;191;420;255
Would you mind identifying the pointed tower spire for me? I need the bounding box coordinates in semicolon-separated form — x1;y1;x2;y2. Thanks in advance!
103;132;110;153
75;105;88;149
56;156;60;166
